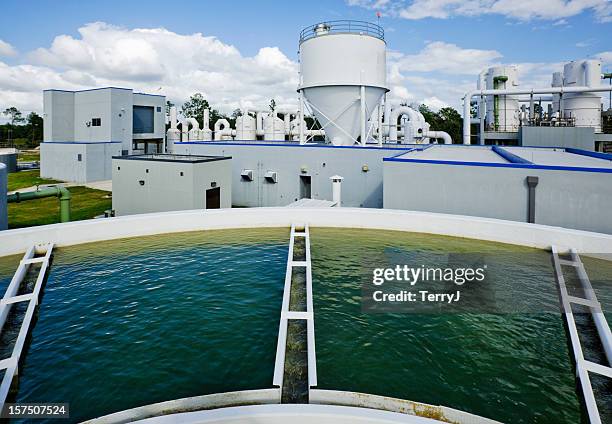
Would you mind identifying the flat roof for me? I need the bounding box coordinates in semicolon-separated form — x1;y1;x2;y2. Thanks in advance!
385;145;612;173
504;147;612;169
393;145;509;163
113;154;231;164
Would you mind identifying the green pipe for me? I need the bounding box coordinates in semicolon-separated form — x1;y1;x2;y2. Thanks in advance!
8;186;71;222
493;75;508;131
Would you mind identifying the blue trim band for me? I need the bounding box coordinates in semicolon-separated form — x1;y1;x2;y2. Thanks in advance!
43;141;123;144
565;148;612;161
383;157;612;174
175;141;412;151
492;146;533;164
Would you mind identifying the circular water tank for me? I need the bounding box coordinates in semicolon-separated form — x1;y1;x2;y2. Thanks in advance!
0;150;17;173
263;114;285;140
236;114;257;140
485;66;520;132
0;163;6;231
562;60;602;131
299;21;388;146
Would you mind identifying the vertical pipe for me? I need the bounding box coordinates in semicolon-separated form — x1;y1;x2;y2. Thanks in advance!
529;94;534;122
378;96;384;147
170;107;177;129
479;95;485;145
203;108;210;130
360;85;366;146
526;176;538;224
298;91;304;145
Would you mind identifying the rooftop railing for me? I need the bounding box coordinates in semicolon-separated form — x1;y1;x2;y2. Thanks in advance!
299;20;384;43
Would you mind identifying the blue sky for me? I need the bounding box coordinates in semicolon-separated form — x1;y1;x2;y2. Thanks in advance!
0;0;610;118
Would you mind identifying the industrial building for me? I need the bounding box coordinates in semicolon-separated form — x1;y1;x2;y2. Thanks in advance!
383;145;612;234
41;87;165;183
112;154;231;216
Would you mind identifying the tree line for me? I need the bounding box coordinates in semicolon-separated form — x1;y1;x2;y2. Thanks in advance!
0;107;43;148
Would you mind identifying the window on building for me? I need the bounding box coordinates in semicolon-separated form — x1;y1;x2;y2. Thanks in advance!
92;118;101;127
156;107;162;112
133;106;154;134
77;154;82;162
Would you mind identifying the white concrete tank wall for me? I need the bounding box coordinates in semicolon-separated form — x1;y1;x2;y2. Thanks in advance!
562;60;602;131
263;114;285;140
485;66;520;132
236;114;257;140
299;22;388;146
0;163;6;231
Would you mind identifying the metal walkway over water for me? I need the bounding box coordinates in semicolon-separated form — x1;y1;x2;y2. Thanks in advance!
0;243;54;407
552;246;612;424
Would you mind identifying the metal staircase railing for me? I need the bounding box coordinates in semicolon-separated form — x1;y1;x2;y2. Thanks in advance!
551;246;612;424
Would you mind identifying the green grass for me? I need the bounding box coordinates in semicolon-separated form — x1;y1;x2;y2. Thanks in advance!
7;170;60;192
18;151;40;162
8;186;112;229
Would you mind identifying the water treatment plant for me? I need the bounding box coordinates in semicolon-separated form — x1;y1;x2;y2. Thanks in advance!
0;15;611;424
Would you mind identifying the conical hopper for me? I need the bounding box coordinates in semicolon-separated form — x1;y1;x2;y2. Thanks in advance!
302;85;386;146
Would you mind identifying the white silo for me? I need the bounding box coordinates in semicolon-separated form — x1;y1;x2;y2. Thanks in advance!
485;66;520;132
235;111;257;140
298;21;388;146
562;59;602;131
264;112;285;140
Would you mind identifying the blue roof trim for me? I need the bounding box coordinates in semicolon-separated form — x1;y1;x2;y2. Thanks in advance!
43;141;123;144
565;148;612;161
175;141;412;151
44;87;132;93
492;145;533;164
383;157;612;174
134;92;166;98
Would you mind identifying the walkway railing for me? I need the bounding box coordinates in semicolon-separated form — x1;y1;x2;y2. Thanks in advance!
273;224;317;402
551;246;612;424
299;20;384;43
0;243;54;407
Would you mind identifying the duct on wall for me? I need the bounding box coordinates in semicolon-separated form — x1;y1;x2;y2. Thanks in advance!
182;118;200;142
166;106;181;152
387;105;426;142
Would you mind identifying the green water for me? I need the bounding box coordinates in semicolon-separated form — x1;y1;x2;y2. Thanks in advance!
0;227;610;423
311;228;612;424
0;229;288;423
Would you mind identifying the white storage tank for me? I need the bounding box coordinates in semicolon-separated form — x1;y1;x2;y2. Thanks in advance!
299;21;388;146
235;113;257;140
0;163;6;231
263;113;285;140
485;66;520;132
562;59;602;131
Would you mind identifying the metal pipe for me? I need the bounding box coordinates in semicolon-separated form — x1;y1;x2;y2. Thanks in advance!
463;85;612;144
360;85;366;146
377;96;384;147
423;130;452;144
8;186;71;222
526;176;538;224
298;91;305;144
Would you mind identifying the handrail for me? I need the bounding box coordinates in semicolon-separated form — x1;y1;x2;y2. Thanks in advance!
551;246;611;424
299;20;384;43
0;243;54;408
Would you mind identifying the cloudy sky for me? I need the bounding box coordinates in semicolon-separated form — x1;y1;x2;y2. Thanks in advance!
0;0;610;122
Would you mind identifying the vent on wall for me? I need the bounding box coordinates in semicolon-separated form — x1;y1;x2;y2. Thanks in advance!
241;169;254;181
264;171;278;183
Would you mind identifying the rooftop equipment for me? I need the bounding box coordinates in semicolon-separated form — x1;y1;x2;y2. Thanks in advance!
298;21;389;146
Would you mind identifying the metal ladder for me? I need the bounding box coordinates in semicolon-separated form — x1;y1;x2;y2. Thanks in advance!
551;246;612;424
0;243;54;407
273;224;317;400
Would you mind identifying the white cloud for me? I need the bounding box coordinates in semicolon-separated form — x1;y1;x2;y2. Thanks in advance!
0;22;298;115
349;0;612;22
0;39;16;57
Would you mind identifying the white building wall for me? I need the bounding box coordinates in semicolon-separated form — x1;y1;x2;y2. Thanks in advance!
43;90;75;142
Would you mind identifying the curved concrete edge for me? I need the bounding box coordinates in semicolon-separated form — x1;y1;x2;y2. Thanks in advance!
131;404;445;423
82;388;281;424
3;207;612;259
0;207;611;260
310;389;501;424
